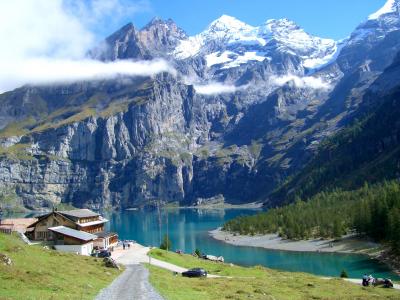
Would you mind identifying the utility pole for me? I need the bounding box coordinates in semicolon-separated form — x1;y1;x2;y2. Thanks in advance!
166;207;169;252
157;200;162;247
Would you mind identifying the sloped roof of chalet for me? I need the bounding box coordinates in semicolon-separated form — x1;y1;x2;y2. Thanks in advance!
49;226;98;241
58;209;99;219
27;211;76;228
27;212;52;228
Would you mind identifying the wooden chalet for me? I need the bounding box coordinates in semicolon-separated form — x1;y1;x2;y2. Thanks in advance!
27;209;118;252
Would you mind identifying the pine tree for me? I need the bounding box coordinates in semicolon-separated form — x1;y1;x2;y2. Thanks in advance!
388;208;400;253
333;219;343;238
160;234;172;251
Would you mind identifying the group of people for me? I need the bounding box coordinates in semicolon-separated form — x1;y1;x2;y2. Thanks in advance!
121;240;133;250
362;274;374;286
362;274;394;288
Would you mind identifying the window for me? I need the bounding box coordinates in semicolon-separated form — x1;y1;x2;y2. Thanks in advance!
37;231;48;239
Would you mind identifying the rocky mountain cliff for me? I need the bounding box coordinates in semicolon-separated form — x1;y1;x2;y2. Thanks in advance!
1;1;400;210
271;50;400;203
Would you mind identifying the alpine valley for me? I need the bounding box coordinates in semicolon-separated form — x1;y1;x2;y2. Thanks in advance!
2;0;400;212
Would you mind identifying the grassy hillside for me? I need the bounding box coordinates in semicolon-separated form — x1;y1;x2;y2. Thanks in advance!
0;233;121;299
148;249;399;300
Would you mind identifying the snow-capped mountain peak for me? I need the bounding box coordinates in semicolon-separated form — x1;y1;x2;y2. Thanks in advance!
173;15;264;59
368;0;400;20
261;18;300;34
259;19;337;70
207;15;254;33
259;18;331;46
173;15;338;71
349;0;400;47
203;15;263;46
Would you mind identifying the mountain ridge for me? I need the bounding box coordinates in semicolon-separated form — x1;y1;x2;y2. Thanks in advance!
0;2;400;210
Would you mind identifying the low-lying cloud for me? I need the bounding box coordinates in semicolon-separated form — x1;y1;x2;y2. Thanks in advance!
271;75;331;90
193;75;330;96
194;83;242;95
1;59;175;92
0;0;159;93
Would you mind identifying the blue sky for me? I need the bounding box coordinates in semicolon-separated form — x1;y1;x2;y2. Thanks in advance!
107;0;387;40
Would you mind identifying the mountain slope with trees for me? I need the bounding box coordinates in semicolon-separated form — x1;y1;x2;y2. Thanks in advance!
223;53;400;254
271;53;400;204
224;181;400;254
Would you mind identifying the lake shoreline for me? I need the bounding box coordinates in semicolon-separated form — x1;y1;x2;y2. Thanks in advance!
209;228;400;276
175;202;264;210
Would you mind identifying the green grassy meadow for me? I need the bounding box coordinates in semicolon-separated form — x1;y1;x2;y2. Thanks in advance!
0;233;121;300
148;249;400;300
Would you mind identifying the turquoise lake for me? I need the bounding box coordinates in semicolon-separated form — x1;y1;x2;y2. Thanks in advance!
104;208;399;279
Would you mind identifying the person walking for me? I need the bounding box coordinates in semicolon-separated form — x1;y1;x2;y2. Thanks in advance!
362;274;369;286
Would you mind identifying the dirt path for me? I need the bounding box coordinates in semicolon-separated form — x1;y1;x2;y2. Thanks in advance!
111;243;221;277
95;244;164;300
95;264;163;300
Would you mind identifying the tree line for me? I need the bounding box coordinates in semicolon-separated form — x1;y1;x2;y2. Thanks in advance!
223;181;400;253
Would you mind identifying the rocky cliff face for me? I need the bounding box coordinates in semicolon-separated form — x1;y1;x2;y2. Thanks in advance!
1;2;400;210
0;74;208;209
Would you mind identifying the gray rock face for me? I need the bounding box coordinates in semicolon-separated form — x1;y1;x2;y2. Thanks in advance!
1;5;400;210
90;18;187;61
0;75;206;209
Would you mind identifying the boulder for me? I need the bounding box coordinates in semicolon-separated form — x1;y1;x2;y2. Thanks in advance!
103;257;119;269
0;253;13;266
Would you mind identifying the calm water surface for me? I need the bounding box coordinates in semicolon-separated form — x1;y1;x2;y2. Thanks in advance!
104;208;399;279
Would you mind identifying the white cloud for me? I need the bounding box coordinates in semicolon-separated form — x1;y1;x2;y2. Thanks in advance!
0;0;93;60
1;59;175;92
194;83;240;95
0;0;163;94
270;75;331;90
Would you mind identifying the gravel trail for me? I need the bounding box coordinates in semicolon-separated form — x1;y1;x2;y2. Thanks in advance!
95;264;164;300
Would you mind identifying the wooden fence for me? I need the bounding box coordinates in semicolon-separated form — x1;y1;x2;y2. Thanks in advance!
0;227;12;234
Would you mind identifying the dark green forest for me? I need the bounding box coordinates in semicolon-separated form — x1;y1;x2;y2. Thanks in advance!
223;181;400;253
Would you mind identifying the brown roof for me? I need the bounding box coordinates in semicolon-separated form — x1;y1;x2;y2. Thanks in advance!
0;218;38;227
0;224;13;230
58;209;99;219
0;218;38;231
27;210;99;229
27;212;75;228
